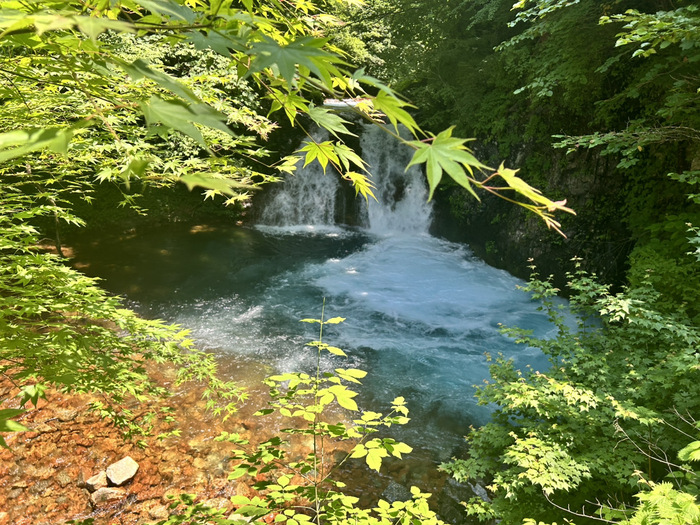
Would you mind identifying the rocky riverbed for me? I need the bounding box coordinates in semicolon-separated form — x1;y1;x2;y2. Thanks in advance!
0;370;262;524
0;361;470;525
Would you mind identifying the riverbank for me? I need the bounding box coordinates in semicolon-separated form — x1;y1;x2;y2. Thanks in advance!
1;357;464;525
0;365;260;524
0;355;470;524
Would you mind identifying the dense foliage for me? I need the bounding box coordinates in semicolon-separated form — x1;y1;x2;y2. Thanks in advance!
0;0;575;442
351;0;699;295
444;263;700;523
2;0;699;524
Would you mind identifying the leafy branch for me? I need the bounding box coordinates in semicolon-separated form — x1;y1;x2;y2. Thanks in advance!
0;0;574;230
185;308;444;525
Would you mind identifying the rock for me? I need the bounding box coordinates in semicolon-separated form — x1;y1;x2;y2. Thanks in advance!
33;423;55;433
234;482;253;499
148;504;170;520
435;477;478;525
86;471;108;492
381;480;412;503
90;487;127;506
162;488;184;504
106;456;139;486
29;480;51;496
55;470;72;488
55;408;78;422
203;497;230;510
469;481;491;503
68;434;93;447
34;465;56;480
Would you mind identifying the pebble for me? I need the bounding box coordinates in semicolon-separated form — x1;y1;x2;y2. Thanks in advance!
106;456;139;486
86;471;108;492
148;504;170;520
90;487;127;506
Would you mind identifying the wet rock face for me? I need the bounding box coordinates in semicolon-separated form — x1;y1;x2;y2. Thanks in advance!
433;146;633;290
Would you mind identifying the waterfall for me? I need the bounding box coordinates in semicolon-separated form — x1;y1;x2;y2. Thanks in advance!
258;149;342;227
360;125;432;235
258;125;432;234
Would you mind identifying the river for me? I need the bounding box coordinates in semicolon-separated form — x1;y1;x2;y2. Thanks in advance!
69;124;561;521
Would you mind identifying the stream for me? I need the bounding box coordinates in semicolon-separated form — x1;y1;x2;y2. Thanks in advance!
70;124;562;521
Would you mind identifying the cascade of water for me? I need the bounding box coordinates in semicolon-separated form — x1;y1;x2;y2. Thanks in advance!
258;124;432;234
258;159;341;227
360;125;432;235
258;129;342;227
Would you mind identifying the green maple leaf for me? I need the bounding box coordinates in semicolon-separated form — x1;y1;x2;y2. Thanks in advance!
372;91;420;136
334;143;368;172
179;173;253;196
0;409;28;448
298;140;339;173
141;96;232;147
679;441;700;463
496;163;575;215
0;126;79;162
248;35;344;87
308;105;355;138
407;126;488;201
269;90;309;125
343;171;376;202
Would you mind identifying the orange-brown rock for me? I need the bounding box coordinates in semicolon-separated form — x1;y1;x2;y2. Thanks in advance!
90;487;127;506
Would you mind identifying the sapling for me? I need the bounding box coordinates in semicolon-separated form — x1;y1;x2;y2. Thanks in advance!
155;304;444;525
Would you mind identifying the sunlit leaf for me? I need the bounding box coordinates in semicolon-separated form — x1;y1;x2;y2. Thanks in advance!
141;96;233;147
343;171;376;202
371;91;419;136
407;127;488;201
679;441;700;463
334;143;368;172
298;140;339;173
137;0;197;23
308;105;355;138
248;35;344;88
0;125;83;162
179;173;253;196
0;408;28;436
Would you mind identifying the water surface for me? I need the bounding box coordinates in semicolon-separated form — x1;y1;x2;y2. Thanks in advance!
71;125;559;462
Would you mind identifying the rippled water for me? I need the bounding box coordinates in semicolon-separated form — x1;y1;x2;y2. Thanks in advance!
71;223;556;460
70;125;562;466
